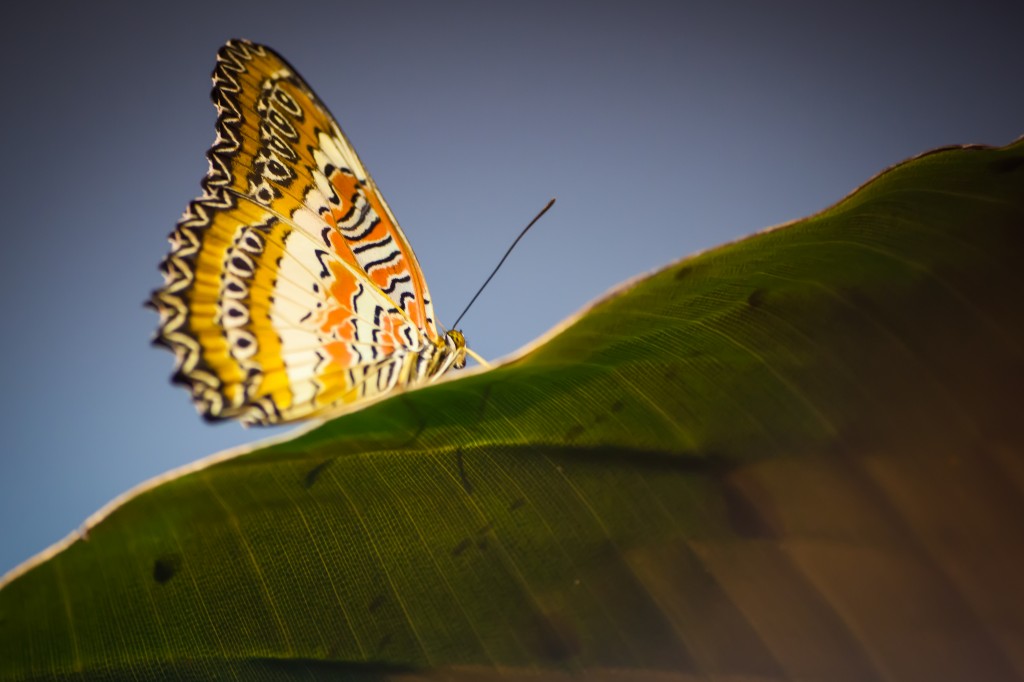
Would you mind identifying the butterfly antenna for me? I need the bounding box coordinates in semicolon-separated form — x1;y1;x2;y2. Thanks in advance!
451;198;556;330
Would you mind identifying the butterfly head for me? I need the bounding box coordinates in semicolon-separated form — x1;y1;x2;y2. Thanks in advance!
444;329;468;370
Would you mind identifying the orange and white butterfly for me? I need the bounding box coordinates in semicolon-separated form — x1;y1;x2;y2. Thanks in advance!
151;39;476;425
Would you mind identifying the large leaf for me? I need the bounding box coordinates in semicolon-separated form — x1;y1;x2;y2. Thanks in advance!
2;138;1023;681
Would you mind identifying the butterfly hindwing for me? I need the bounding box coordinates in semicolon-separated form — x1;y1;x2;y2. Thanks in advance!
152;40;460;424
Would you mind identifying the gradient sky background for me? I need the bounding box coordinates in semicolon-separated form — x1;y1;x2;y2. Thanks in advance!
1;1;1022;576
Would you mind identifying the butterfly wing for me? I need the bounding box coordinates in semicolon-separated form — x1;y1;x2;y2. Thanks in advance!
151;40;443;424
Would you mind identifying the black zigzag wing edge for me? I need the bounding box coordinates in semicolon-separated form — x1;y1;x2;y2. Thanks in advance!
148;39;276;423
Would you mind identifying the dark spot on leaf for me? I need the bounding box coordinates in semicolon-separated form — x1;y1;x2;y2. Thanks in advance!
674;265;693;280
723;478;777;539
509;497;526;511
530;611;581;662
153;554;181;584
990;155;1024;174
451;539;471;557
610;400;624;412
664;366;678;381
304;459;334;489
747;287;767;308
476;522;493;536
377;633;393;650
564;424;585;441
456;448;473;495
368;594;385;613
476;538;488;551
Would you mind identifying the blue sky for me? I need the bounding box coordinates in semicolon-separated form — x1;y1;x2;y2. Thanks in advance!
1;0;1022;576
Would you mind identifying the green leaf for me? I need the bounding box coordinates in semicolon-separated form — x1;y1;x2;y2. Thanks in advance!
3;138;1023;681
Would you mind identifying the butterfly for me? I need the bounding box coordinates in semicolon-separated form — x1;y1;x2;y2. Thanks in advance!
150;39;475;426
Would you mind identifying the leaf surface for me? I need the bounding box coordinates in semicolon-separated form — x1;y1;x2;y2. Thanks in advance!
2;139;1023;681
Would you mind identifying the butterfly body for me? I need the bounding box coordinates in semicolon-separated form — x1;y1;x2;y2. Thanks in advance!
151;40;466;425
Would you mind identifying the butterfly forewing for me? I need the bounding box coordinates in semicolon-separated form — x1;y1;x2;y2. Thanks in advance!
152;40;452;425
